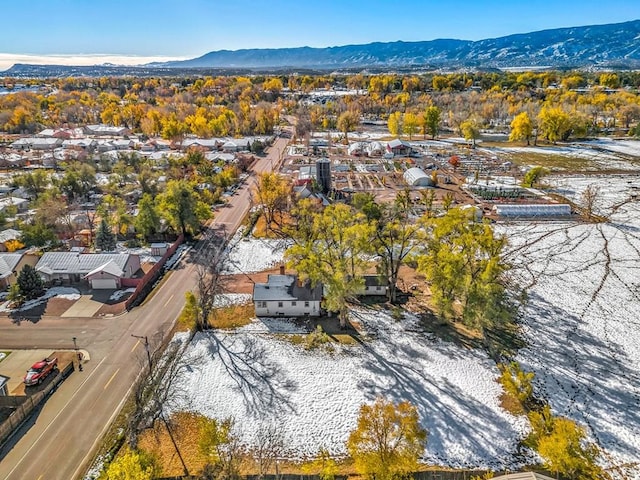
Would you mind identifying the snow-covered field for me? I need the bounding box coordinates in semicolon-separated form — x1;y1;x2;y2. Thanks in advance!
505;174;640;472
171;309;530;469
167;164;640;471
222;227;289;274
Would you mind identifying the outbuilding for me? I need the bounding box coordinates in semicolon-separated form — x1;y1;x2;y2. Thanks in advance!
403;167;435;187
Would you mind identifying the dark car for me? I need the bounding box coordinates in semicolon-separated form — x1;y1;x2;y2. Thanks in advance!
23;357;58;386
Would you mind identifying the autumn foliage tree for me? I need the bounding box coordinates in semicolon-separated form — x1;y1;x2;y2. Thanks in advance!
509;111;534;145
253;172;291;235
347;398;427;480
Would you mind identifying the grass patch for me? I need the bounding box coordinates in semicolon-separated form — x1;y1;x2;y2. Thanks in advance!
501;150;597;171
209;303;254;329
139;412;208;476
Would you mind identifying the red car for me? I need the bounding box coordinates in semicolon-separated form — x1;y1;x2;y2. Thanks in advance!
23;357;58;386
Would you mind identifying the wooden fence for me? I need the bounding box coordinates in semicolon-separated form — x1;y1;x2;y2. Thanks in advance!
0;362;74;447
155;472;494;480
124;234;184;310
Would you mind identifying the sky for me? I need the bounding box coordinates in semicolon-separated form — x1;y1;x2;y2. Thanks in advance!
0;0;638;70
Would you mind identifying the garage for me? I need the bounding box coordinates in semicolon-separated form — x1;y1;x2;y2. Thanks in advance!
90;278;118;289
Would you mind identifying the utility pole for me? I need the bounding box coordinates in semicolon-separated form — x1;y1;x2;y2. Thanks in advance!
72;336;82;371
131;334;151;374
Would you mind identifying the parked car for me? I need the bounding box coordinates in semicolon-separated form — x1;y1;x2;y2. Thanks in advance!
23;357;58;386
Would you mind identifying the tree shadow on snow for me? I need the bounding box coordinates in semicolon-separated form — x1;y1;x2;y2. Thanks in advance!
519;292;640;461
355;335;527;469
201;331;298;420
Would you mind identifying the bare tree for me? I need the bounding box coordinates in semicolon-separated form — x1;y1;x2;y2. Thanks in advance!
192;232;231;331
581;184;602;222
127;333;201;475
252;423;286;479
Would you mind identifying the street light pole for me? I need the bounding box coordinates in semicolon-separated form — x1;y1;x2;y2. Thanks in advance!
131;334;152;374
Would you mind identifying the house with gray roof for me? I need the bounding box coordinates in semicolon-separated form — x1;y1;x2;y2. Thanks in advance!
84;124;130;136
35;252;141;289
0;252;39;289
253;272;323;317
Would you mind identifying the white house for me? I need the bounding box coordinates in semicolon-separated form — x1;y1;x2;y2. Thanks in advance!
253;273;323;317
360;275;389;296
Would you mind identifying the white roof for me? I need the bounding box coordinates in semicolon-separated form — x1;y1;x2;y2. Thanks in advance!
0;228;21;243
84;259;124;278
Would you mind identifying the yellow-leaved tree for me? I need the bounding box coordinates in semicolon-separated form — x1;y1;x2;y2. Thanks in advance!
104;448;158;480
509;111;534;145
347;398;427;480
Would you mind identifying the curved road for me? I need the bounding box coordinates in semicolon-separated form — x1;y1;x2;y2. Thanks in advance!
0;135;290;480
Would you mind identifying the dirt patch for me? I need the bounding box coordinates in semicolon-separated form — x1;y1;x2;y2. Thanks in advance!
43;298;76;316
95;301;127;317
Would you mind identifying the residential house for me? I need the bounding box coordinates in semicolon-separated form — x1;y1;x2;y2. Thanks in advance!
84;124;131;137
181;138;222;151
222;138;251;153
0;252;39;289
10;137;63;151
35;252;141;289
112;139;134;150
62;138;97;152
253;272;323;317
0;197;29;214
0;229;22;252
360;275;389;296
0;153;26;168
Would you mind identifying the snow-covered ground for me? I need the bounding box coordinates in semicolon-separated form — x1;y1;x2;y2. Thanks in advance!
222;228;290;274
579;138;640;158
504;174;640;473
109;288;136;302
0;286;81;312
170;309;530;469
493;144;636;171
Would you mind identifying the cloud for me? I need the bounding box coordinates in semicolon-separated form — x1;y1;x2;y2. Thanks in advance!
0;53;187;71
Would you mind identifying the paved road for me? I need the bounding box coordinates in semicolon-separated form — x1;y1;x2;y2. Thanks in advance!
0;135;290;480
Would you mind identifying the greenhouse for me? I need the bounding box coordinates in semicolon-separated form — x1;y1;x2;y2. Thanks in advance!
493;204;572;217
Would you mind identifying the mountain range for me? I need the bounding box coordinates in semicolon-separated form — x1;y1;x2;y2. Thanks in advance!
158;19;640;70
4;19;640;76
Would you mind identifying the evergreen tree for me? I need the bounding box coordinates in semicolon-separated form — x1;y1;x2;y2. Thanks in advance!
17;264;45;300
95;218;117;252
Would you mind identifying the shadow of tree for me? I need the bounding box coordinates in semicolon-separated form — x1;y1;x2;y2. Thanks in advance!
519;292;640;462
353;331;529;469
199;331;298;420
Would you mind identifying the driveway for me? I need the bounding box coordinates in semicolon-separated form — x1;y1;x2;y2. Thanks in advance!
0;349;55;394
60;295;104;318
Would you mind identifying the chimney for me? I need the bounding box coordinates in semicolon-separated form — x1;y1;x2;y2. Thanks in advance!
279;265;285;275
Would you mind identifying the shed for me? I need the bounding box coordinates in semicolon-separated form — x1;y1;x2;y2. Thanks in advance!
403;168;435;187
150;243;169;256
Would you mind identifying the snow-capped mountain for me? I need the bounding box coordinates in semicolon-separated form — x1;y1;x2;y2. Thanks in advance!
161;19;640;69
